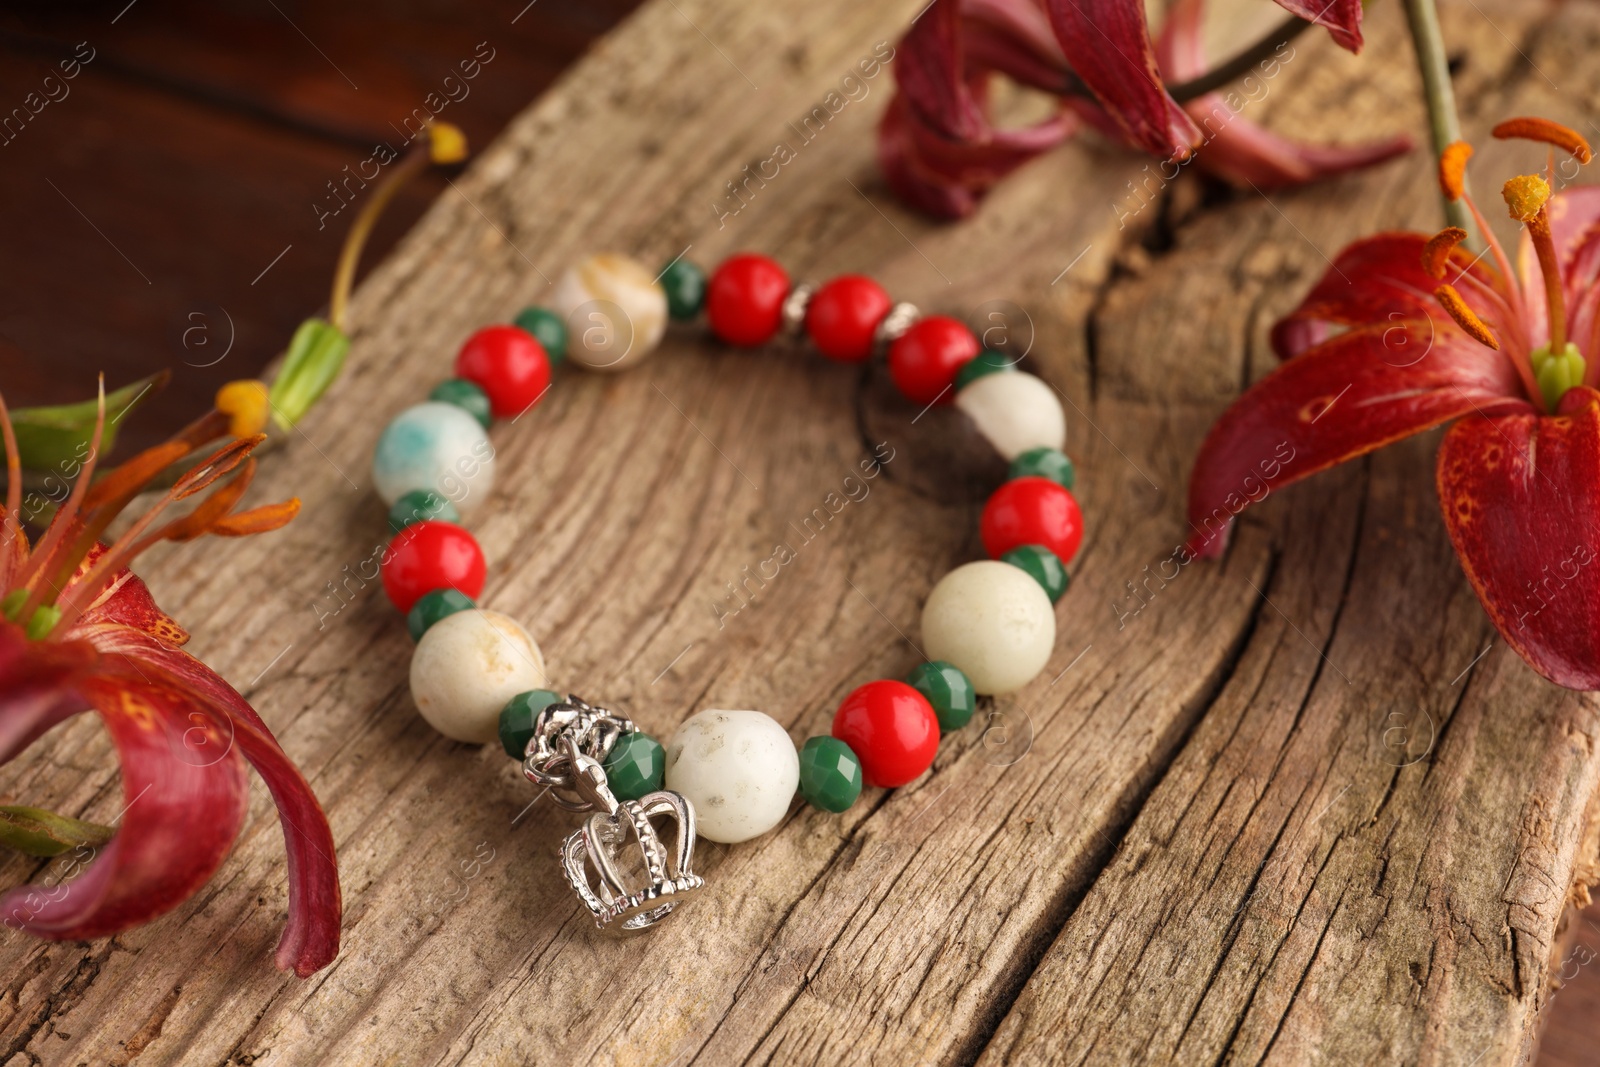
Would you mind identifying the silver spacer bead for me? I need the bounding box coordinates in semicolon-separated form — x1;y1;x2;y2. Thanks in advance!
873;301;921;353
781;282;816;338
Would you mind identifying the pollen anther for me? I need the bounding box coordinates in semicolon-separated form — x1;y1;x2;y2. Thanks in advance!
1439;141;1472;201
1433;285;1500;350
1421;227;1468;280
1502;174;1551;223
1491;117;1593;164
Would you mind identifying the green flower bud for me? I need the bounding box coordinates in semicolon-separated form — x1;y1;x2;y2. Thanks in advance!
267;318;351;430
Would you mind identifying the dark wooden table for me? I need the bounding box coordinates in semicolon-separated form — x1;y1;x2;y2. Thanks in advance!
1;1;1598;1064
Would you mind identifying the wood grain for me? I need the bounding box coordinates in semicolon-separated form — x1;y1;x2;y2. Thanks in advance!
0;0;1597;1064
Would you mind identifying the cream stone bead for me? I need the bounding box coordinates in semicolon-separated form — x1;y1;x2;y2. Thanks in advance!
955;371;1066;461
921;560;1055;695
410;610;547;744
548;253;668;371
664;709;799;844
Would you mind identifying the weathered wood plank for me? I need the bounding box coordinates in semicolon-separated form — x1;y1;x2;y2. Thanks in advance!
0;0;1592;1064
979;2;1600;1064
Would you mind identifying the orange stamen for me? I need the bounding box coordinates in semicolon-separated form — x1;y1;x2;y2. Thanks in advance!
1525;204;1568;352
1434;285;1500;349
1439;141;1473;201
49;436;269;634
1422;227;1469;280
1492;117;1592;164
216;380;270;438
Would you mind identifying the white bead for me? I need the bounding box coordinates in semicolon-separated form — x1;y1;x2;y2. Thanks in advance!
921;560;1055;695
548;253;668;372
955;371;1066;461
371;401;496;516
410;610;547;744
664;709;799;844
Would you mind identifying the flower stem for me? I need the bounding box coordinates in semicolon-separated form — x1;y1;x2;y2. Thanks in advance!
1402;0;1474;235
1063;14;1311;104
328;147;430;331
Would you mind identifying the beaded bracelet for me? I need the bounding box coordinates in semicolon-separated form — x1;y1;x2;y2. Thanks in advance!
367;251;1083;934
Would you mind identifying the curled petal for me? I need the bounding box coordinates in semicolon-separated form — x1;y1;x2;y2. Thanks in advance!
0;623;95;763
1043;0;1198;159
1183;101;1411;192
1185;320;1531;558
68;548;190;648
878;89;1074;218
882;0;1075;218
1270;233;1516;360
1437;387;1600;688
83;625;341;976
1272;0;1363;53
0;668;250;942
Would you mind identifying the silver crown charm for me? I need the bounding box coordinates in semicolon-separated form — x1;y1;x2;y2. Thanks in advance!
523;695;703;935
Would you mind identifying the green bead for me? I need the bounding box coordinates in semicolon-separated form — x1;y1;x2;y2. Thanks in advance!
406;588;476;643
603;732;666;800
1001;544;1070;603
905;661;978;733
797;736;863;812
497;689;563;759
1009;446;1075;490
429;378;492;428
954;350;1017;391
387;489;460;534
658;258;708;321
514;306;568;364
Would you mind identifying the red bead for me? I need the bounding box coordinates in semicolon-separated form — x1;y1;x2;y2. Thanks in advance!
831;680;940;788
888;316;979;405
981;476;1084;565
707;254;791;346
381;520;487;613
805;274;892;362
454;325;551;418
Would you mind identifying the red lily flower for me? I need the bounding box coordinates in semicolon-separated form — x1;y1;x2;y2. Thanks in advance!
879;0;1409;218
0;384;341;975
1186;118;1600;689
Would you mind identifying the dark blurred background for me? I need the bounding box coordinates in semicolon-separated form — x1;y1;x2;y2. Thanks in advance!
0;0;639;456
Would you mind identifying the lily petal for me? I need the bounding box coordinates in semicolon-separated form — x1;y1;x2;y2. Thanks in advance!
1522;187;1600;347
1042;0;1198;159
82;624;341;977
1272;0;1363;53
0;666;250;942
1186;320;1531;558
1269;233;1518;360
0;623;94;762
1437;386;1600;688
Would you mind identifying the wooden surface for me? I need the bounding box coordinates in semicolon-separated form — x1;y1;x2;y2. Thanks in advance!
3;0;1600;1064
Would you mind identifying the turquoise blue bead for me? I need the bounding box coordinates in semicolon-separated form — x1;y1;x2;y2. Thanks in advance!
371;402;494;514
